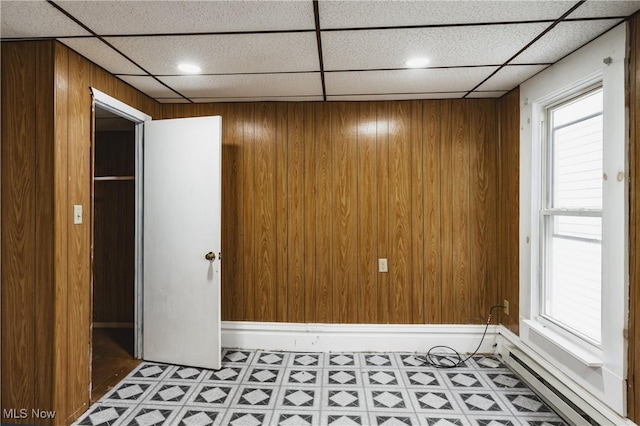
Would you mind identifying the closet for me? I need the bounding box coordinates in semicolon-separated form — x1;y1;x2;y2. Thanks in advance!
91;107;139;401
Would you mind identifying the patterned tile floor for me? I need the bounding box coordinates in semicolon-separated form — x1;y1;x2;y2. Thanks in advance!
74;349;567;426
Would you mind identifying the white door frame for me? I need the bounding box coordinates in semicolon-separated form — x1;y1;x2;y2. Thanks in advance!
91;88;151;359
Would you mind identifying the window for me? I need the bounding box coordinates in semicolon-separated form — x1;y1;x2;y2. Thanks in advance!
540;87;603;345
520;24;627;414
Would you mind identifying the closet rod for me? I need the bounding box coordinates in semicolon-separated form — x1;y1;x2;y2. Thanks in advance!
94;176;135;181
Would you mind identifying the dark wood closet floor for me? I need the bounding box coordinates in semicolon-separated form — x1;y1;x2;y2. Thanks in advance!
91;328;141;403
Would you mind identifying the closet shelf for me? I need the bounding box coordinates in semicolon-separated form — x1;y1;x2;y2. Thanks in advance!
95;176;135;181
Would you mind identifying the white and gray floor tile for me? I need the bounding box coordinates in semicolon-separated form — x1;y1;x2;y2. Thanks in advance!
74;351;567;426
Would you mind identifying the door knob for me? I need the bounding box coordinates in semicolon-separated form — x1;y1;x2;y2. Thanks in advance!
205;252;216;261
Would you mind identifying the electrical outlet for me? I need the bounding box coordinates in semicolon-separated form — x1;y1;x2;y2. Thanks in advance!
378;258;388;273
503;300;509;315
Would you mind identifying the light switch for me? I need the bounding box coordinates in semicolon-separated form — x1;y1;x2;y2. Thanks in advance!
73;204;83;225
378;258;388;273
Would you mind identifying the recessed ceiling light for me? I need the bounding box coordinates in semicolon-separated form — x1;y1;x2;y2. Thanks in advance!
405;57;430;68
177;63;202;74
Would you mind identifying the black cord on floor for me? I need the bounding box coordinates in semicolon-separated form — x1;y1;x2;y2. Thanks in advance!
415;304;507;369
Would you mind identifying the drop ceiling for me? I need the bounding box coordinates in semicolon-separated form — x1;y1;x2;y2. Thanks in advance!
2;0;639;103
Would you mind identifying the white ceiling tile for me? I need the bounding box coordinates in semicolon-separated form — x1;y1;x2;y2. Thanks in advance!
193;96;324;103
117;75;181;98
512;19;623;64
56;1;315;34
158;73;323;99
325;67;498;96
327;93;465;101
476;64;548;91
322;23;549;70
106;33;319;75
0;0;90;38
318;1;576;29
568;1;640;19
2;1;633;102
59;38;145;75
465;91;509;98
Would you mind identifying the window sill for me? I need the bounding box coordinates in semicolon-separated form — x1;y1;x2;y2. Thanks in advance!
522;319;603;367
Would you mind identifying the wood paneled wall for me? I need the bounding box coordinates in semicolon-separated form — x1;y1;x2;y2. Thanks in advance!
1;41;55;425
53;42;160;424
496;88;520;334
163;99;501;325
1;40;160;425
628;11;640;424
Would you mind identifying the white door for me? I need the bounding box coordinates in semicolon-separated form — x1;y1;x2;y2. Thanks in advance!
143;116;222;370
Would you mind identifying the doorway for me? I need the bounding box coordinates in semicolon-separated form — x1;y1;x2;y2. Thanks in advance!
87;88;223;403
91;105;140;402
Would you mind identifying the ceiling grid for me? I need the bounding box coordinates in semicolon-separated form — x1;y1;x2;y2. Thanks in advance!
1;0;638;103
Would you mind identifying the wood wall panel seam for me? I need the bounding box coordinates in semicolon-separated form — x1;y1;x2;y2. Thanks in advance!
241;103;256;321
422;101;442;323
34;41;56;417
303;103;317;322
356;102;377;323
496;88;521;334
376;101;390;324
67;48;91;420
52;41;70;425
388;101;413;324
275;103;287;321
287;103;305;322
411;100;425;324
314;102;333;322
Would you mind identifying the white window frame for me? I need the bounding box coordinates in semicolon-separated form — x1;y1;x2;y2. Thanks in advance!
538;84;604;351
518;22;628;415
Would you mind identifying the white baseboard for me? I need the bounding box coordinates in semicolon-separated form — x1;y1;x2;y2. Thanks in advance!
221;321;498;354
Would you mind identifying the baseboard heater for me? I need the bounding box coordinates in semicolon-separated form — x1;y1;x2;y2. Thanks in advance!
499;346;632;426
